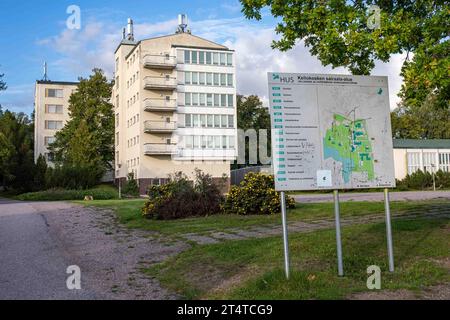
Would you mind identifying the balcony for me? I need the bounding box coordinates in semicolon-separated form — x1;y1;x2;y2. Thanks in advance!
144;120;177;133
143;55;176;69
144;98;177;112
143;143;178;156
144;76;177;91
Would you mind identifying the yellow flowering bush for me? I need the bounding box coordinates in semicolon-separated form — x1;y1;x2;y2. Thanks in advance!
222;172;295;215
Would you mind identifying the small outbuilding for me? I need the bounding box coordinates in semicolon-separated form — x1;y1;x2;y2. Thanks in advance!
393;139;450;180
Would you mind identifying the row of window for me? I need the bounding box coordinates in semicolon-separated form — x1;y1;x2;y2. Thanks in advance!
127;71;140;88
407;152;450;174
128;135;140;148
184;114;234;128
127;114;140;128
185;72;233;87
184;135;235;150
45;89;64;98
45;120;63;130
184;50;233;66
127;93;140;108
127;157;140;168
45;104;63;114
185;93;234;108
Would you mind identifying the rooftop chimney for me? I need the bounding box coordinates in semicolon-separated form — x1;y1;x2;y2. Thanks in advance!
127;18;134;41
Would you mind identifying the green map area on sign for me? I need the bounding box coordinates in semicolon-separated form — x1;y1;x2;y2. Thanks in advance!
323;113;375;183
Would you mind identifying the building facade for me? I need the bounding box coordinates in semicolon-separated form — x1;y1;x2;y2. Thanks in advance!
393;139;450;180
34;80;79;163
113;19;237;194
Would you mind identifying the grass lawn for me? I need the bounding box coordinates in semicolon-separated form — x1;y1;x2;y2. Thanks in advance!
145;217;450;299
76;198;450;236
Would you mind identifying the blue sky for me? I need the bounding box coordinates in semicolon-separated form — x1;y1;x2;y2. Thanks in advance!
0;0;405;115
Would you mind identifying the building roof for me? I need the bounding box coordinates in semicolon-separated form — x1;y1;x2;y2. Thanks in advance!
36;80;79;86
393;139;450;149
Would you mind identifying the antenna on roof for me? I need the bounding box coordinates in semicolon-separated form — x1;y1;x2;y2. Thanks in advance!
176;14;190;34
42;62;49;81
122;27;126;40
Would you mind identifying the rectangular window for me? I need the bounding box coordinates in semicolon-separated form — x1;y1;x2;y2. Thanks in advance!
227;74;233;87
193;136;200;149
116;113;119;128
46;89;63;98
228;115;234;128
227;53;233;66
228;94;234;107
222;136;228;148
200;114;206;127
220;53;226;65
213;73;220;86
199;51;205;64
185;114;192;127
192;72;198;85
207;136;214;149
221;115;227;128
185;93;191;106
191;51;198;64
46;152;55;162
184;50;190;63
199;73;206;85
185;72;191;85
423;152;437;173
45;105;63;114
220;73;227;86
206;52;212;64
214;136;221;149
207;94;213;106
439;153;450;172
407;152;421;175
214;115;220;128
201;136;207;148
199;93;206;106
229;136;235;149
185;136;193;149
213;52;219;65
214;94;220;107
193;114;199;127
207;114;213;127
45;120;63;130
221;94;227;107
206;73;213;85
192;93;199;106
116;132;119;146
44;136;56;146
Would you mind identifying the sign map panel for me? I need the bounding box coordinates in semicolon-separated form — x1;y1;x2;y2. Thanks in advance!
268;73;396;191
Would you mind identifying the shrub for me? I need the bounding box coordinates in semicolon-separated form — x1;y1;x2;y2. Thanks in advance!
45;164;103;190
396;169;450;190
142;169;224;220
122;172;139;197
222;172;295;215
16;185;118;201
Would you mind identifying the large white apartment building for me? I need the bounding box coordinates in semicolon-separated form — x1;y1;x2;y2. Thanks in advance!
34;80;79;163
113;17;237;194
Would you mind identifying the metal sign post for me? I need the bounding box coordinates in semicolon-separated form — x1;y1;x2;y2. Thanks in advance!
280;192;290;280
333;190;344;276
384;188;395;272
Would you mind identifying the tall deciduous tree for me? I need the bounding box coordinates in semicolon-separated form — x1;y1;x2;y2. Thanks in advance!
240;0;449;108
234;94;271;169
49;69;114;174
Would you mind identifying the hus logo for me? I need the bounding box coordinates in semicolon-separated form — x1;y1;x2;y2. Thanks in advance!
272;74;280;80
272;73;294;83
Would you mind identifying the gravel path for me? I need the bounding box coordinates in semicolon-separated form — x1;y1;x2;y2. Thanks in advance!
293;190;450;203
0;199;187;300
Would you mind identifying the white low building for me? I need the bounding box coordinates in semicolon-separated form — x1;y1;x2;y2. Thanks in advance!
393;139;450;180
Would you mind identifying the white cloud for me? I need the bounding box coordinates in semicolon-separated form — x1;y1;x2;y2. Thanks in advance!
36;16;404;110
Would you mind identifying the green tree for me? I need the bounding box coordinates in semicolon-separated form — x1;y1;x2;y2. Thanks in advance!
234;94;271;169
0;110;35;192
0;132;14;188
391;95;450;139
34;154;48;190
49;69;114;175
240;0;449;108
0;71;6;92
